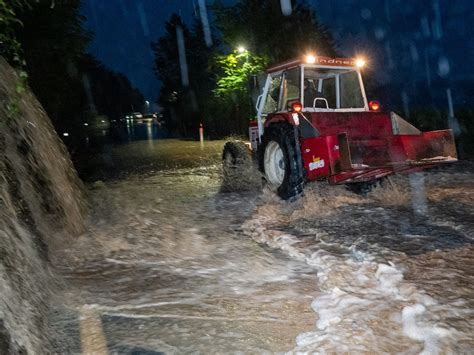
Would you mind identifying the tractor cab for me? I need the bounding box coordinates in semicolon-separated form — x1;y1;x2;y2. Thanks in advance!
256;56;370;124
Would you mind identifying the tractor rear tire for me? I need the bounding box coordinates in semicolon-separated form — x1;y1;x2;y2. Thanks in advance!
222;140;257;192
258;124;304;200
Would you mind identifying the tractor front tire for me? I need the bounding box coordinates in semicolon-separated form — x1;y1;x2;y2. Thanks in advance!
222;140;257;192
258;124;304;200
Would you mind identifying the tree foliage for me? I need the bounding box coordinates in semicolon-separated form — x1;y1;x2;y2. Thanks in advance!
79;54;144;122
152;1;338;137
208;0;338;136
12;1;143;124
214;50;267;97
152;14;217;136
4;0;144;158
210;50;268;135
213;0;337;62
14;0;91;131
0;0;29;65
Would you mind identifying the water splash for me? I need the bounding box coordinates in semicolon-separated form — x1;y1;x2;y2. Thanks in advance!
0;58;86;352
241;173;472;353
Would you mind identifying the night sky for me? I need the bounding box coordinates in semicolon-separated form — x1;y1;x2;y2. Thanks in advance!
81;0;216;105
82;0;474;110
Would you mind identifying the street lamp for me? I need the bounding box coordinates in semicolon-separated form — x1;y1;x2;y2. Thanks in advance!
145;100;150;114
237;46;246;53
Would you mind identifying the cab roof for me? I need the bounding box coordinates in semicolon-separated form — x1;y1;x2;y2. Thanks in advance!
266;56;359;73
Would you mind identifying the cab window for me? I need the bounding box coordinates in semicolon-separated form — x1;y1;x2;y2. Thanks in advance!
321;77;336;108
304;68;336;108
279;67;300;111
304;68;365;109
262;74;282;114
340;71;364;108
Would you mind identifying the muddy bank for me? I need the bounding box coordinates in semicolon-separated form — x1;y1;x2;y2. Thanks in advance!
0;58;86;353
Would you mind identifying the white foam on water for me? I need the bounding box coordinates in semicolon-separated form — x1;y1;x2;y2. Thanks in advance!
242;199;456;353
402;304;454;355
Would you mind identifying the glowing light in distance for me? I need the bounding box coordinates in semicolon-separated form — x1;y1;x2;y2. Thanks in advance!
63;132;69;137
237;46;246;53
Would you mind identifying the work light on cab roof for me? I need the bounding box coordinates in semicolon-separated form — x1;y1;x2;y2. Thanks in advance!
305;54;316;64
223;54;458;201
356;58;366;67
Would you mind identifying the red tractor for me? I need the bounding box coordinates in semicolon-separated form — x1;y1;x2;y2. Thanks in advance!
223;55;457;200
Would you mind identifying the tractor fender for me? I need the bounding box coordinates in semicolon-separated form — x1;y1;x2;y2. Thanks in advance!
264;112;297;127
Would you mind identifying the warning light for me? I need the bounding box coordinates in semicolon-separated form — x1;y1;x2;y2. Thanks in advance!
291;102;303;112
369;100;381;111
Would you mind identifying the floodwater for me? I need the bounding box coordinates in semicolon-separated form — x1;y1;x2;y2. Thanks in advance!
54;137;473;354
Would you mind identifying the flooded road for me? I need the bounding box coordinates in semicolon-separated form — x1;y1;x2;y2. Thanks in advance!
54;139;473;354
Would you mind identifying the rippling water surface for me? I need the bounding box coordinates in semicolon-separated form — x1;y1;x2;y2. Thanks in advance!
55;139;473;354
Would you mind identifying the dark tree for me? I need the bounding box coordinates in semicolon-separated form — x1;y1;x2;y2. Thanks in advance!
213;0;337;62
151;14;218;137
13;0;91;137
0;0;30;65
79;54;144;122
5;0;148;169
152;3;338;138
210;0;338;136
